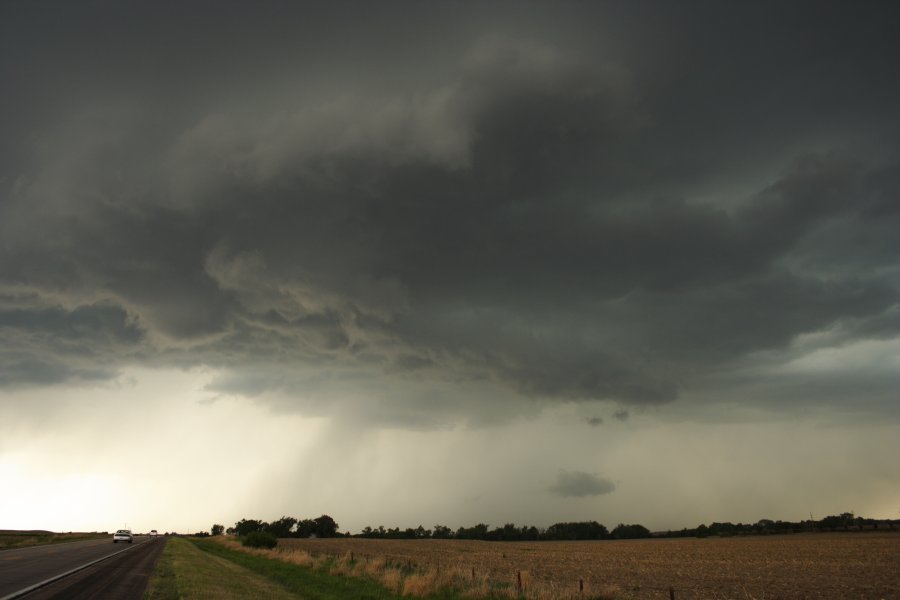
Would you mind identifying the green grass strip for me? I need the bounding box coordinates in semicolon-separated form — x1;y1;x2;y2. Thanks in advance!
143;538;178;600
189;538;417;600
146;537;304;600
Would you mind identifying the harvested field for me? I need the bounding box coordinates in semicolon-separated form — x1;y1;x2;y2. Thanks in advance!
275;533;900;599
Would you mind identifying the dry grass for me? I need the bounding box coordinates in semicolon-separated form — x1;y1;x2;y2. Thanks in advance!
268;532;900;599
0;530;108;550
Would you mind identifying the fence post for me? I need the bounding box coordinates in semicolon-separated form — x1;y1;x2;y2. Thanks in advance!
517;571;522;595
471;567;475;581
579;579;583;594
669;587;676;600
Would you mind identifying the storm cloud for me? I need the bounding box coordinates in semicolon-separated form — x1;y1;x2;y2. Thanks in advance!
1;1;898;427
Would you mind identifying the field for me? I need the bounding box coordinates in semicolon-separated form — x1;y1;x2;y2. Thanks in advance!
0;530;108;550
274;533;900;599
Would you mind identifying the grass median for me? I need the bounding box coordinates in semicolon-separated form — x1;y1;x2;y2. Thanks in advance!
144;537;435;600
144;537;302;600
187;537;405;600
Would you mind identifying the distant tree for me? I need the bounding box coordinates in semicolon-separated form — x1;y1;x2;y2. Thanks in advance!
497;523;521;541
432;525;452;539
456;523;489;539
296;519;317;538
313;514;339;537
611;523;650;539
546;521;609;540
754;519;774;534
267;516;298;538
708;522;737;537
211;524;225;536
234;519;265;536
820;513;855;532
393;525;432;539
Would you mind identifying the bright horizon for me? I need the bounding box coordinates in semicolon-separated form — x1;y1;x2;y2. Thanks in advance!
3;368;897;535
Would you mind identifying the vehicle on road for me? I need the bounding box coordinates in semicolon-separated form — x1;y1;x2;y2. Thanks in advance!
149;529;158;536
113;529;133;543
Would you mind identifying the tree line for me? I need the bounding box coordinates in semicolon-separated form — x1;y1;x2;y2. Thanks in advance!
359;521;650;540
348;512;894;540
209;511;894;540
216;515;340;538
660;512;895;538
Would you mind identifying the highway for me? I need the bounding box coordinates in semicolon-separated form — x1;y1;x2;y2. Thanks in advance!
0;535;164;600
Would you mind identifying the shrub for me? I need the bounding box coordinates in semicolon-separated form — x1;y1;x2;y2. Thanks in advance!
242;531;277;549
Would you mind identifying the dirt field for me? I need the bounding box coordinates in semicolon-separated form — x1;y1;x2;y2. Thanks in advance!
277;533;900;599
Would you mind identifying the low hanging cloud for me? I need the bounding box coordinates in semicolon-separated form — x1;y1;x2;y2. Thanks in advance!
549;470;616;498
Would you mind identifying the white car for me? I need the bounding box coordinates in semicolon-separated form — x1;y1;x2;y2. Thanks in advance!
149;529;158;536
113;529;133;543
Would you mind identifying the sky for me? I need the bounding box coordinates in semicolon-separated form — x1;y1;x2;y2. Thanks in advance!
1;1;899;535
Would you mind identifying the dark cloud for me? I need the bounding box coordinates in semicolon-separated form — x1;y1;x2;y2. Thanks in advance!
586;417;603;427
549;470;615;498
0;303;141;344
0;2;898;425
0;357;116;388
0;300;142;387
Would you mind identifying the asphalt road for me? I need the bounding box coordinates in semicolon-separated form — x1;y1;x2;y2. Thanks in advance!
0;536;165;600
